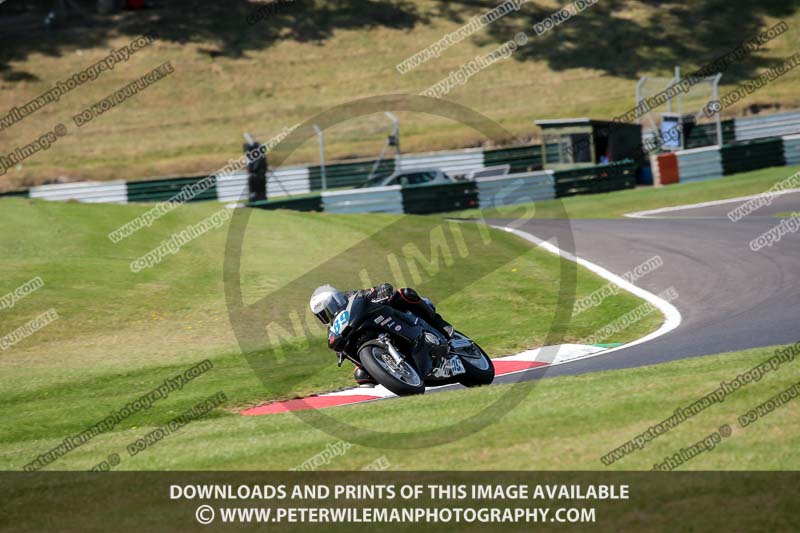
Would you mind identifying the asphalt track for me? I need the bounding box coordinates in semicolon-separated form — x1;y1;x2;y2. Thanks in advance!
491;190;800;384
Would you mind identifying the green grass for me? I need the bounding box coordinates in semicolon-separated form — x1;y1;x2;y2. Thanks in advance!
1;0;799;189
0;198;661;470
456;165;800;219
6;337;800;470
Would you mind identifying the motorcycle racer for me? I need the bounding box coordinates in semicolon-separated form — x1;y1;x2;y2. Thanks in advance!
310;283;455;387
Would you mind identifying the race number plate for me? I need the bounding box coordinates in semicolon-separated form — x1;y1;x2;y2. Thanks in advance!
331;310;350;336
450;356;466;376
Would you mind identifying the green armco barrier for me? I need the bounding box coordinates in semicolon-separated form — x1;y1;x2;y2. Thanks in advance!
553;160;637;197
482;144;557;173
309;158;394;190
401;180;479;215
249;194;323;212
126;175;217;203
685;120;736;149
0;189;29;198
720;137;786;176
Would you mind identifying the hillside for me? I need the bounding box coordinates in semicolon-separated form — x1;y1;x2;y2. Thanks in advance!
1;0;799;190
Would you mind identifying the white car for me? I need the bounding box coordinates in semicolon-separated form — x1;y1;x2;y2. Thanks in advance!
359;168;453;188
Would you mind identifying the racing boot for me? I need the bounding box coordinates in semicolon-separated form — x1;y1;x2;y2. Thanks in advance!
353;366;377;388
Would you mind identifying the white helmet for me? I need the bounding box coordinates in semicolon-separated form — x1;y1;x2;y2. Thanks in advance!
309;284;347;325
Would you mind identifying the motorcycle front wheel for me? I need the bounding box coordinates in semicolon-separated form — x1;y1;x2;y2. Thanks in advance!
358;340;426;396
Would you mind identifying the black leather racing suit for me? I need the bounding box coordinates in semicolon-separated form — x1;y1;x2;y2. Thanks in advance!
346;284;454;385
345;283;454;339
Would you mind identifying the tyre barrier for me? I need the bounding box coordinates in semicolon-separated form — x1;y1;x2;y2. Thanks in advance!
29;180;129;204
783;134;800;167
684;120;736;149
215;174;249;203
3;162;635;217
721;137;785;176
6;112;800;205
399;148;485;177
125;175;218;204
322;185;403;214
735;111;800;141
249;195;323;212
0;142;559;204
475;171;555;208
401;181;480;215
309;158;394;190
676;145;724;183
554;161;636;197
644;110;800;149
651;134;798;186
258;170;561;215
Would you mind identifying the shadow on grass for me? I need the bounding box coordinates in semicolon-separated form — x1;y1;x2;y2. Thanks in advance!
441;0;799;81
2;0;798;82
0;0;427;81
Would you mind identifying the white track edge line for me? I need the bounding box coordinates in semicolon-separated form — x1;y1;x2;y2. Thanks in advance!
625;188;800;218
495;225;682;362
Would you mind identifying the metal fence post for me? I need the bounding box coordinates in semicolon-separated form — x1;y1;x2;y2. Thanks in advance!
313;124;327;191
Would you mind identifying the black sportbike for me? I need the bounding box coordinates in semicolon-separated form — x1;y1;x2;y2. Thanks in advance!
326;296;494;396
